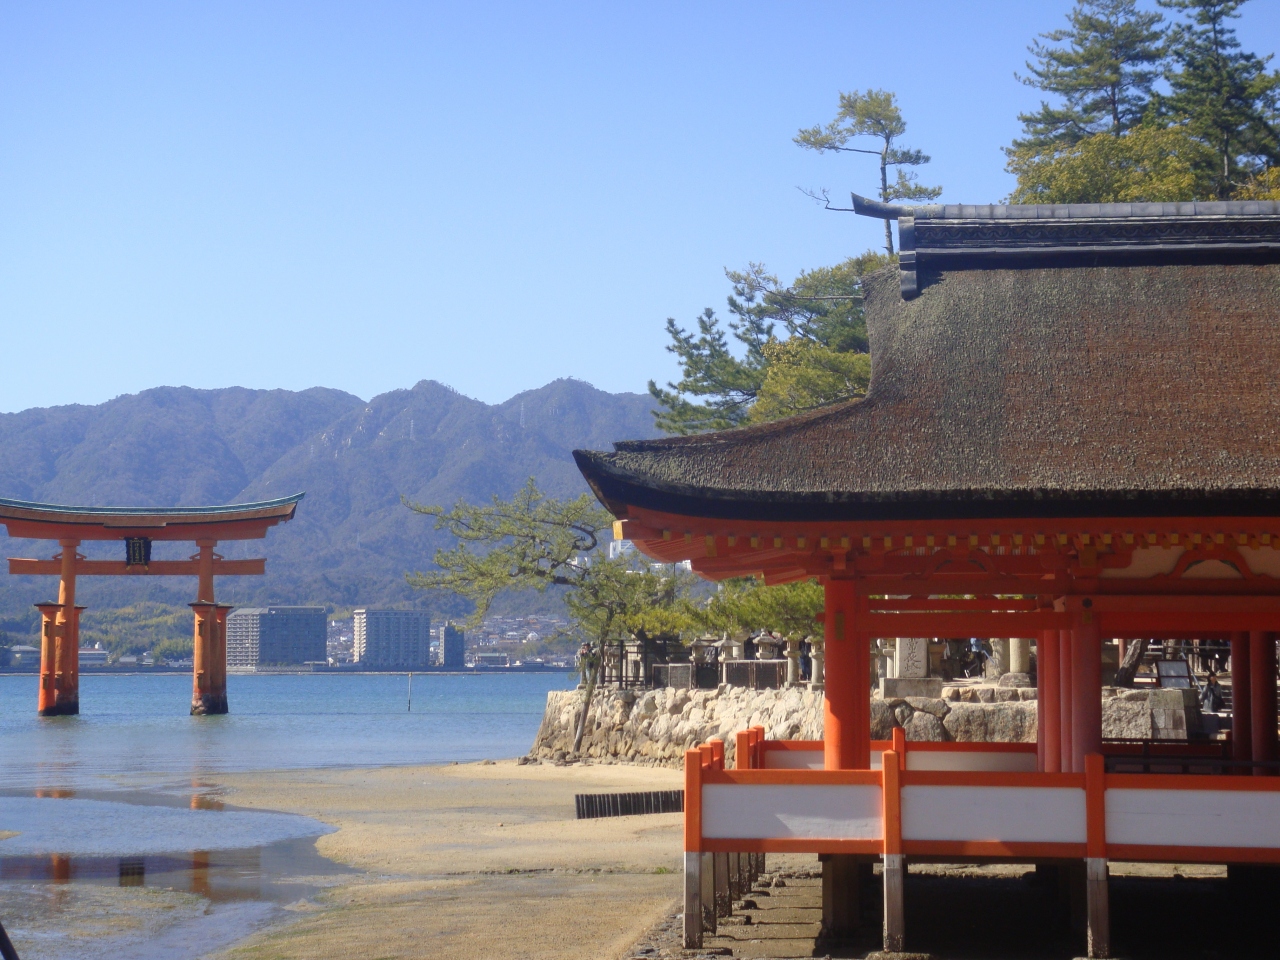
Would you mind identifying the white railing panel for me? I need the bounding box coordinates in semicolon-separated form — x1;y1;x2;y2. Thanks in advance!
703;784;882;840
1107;787;1280;849
761;749;883;770
906;751;1038;773
902;785;1086;843
763;750;825;770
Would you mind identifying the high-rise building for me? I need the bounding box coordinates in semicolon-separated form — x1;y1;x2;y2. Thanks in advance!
353;609;432;668
227;607;326;669
440;622;465;669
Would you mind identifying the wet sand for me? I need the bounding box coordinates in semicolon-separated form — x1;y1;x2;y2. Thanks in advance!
206;760;685;960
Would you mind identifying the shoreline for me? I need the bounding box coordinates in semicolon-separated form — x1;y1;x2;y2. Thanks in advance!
203;758;685;960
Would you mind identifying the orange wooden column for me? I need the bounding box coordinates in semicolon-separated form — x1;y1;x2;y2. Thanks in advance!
1059;629;1074;772
52;539;80;716
823;578;868;770
1250;630;1277;774
1039;629;1061;773
1071;613;1103;774
35;602;61;716
190;602;227;715
190;540;228;715
1231;632;1253;770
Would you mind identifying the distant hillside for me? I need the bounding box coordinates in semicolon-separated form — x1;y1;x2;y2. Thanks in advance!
0;379;660;625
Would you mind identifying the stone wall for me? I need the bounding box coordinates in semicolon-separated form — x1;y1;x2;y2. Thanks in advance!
530;684;1175;766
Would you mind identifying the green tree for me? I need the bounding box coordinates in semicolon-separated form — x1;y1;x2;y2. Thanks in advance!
696;577;823;643
404;480;694;753
1157;0;1280;195
1007;123;1216;202
795;90;941;255
1014;0;1167;150
648;253;888;435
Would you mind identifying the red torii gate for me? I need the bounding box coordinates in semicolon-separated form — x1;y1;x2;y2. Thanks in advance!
0;495;302;716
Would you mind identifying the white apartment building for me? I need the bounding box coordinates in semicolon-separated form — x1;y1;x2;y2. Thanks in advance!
353;609;432;669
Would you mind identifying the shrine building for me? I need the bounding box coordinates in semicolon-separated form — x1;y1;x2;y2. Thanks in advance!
0;494;302;716
574;197;1280;958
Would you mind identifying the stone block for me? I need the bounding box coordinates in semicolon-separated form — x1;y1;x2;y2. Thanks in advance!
905;696;950;718
902;711;946;742
894;637;930;678
1103;700;1153;739
880;677;943;699
998;672;1033;688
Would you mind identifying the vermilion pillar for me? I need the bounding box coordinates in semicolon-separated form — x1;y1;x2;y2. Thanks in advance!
1231;632;1253;769
35;602;61;716
1250;631;1277;774
823;579;867;770
1071;614;1103;774
1039;630;1060;773
190;540;228;715
1059;629;1074;772
50;539;81;716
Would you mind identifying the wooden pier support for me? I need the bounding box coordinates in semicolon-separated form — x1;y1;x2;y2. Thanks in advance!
1250;630;1277;773
1231;632;1253;769
1085;857;1111;958
683;851;702;948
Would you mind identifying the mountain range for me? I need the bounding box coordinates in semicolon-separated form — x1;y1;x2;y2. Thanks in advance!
0;378;661;626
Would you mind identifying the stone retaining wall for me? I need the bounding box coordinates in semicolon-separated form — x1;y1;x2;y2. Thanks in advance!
531;684;1172;766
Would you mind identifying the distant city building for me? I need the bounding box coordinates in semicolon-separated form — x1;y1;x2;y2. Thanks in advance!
608;539;636;560
79;644;108;666
353;609;431;669
440;623;465;669
474;652;510;667
227;606;326;668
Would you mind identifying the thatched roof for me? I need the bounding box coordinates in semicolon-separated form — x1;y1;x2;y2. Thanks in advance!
576;206;1280;523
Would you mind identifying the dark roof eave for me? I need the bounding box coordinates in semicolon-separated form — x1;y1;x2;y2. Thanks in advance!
575;451;1280;524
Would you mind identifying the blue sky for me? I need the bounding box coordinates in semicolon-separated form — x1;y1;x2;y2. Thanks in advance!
2;1;1279;412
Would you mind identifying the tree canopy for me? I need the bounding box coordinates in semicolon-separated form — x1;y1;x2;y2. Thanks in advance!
648;253;888;435
796;89;941;255
1007;0;1280;202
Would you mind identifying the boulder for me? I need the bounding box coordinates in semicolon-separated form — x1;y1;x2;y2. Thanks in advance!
905;697;950;718
998;672;1033;688
902;711;947;742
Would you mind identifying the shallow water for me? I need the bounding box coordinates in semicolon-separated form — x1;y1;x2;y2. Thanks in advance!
0;671;576;791
0;671;576;959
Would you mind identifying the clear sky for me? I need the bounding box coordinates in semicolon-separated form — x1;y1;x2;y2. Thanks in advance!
3;1;1279;413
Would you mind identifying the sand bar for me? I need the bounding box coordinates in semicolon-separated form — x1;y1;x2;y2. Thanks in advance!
207;760;685;960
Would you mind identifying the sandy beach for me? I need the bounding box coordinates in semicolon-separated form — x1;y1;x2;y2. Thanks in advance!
206;760;686;960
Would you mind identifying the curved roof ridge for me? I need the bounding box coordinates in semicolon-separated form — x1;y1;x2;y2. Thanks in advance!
852;192;1280;221
0;493;304;517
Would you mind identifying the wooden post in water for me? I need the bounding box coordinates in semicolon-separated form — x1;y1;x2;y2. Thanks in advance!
408;672;413;712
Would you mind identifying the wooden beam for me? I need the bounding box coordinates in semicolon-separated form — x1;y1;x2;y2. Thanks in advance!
8;558;266;577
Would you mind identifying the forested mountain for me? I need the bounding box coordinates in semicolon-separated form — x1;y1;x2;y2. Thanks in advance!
0;378;659;628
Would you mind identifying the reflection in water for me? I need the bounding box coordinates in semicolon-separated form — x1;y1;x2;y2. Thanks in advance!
2;846;273;901
119;857;144;886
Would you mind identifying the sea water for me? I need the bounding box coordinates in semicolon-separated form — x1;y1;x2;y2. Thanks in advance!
0;671;577;959
0;671;576;791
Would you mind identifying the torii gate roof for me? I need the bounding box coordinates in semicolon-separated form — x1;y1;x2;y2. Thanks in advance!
0;494;304;540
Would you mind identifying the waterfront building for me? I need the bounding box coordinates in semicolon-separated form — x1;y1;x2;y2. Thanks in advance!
473;652;509;667
439;623;465;668
576;196;1280;958
79;644;108;666
227;606;326;669
353;609;431;668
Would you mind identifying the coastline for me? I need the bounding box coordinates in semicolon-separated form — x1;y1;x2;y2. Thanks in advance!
204;759;685;960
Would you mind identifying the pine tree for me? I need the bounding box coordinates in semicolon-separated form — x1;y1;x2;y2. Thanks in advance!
795;90;940;256
1157;0;1280;195
1014;0;1167;150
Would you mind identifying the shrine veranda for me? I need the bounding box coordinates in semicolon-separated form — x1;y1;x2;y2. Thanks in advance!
574;198;1280;958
